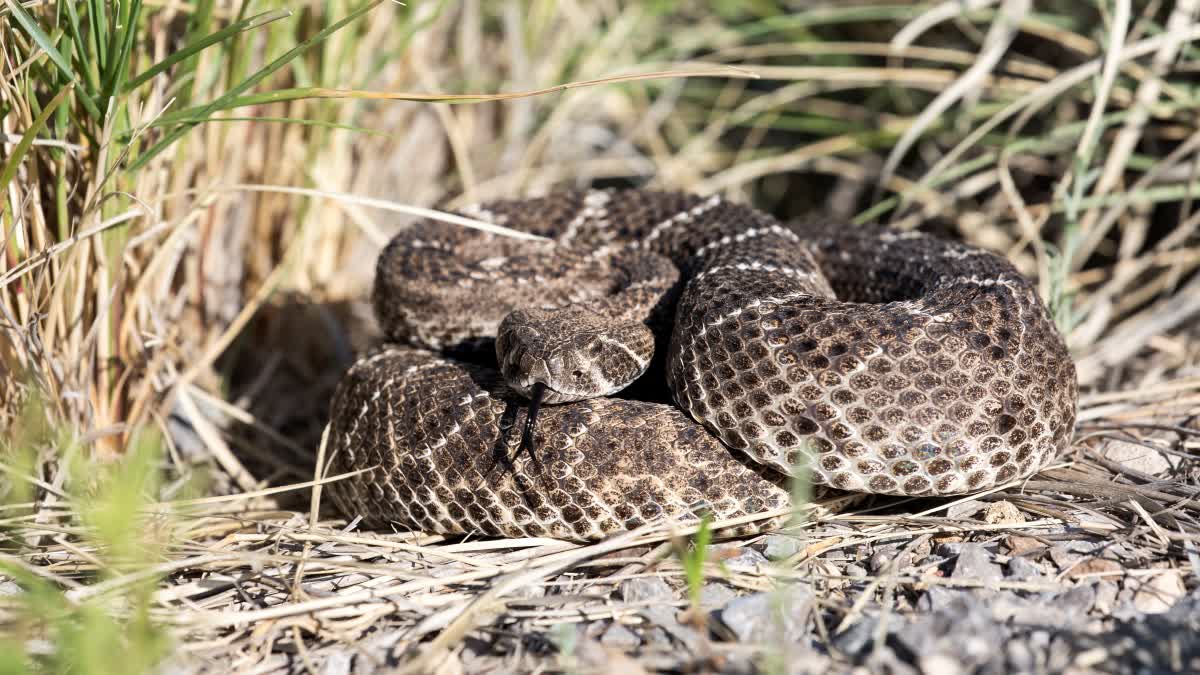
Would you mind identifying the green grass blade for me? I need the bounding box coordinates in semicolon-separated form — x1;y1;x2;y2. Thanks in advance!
123;9;292;93
88;0;108;73
0;84;73;221
5;0;102;120
128;0;385;172
59;0;99;96
101;0;143;102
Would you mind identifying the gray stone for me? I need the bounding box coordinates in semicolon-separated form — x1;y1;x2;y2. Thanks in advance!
1094;580;1120;614
1005;555;1044;581
831;614;878;658
919;586;979;613
642;604;702;651
1005;638;1037;673
710;544;769;571
698;582;738;610
762;535;803;561
1048;541;1097;571
869;544;908;574
952;543;1002;582
895;597;1005;669
1131;569;1186;613
717;584;815;644
620;576;674;603
1052;584;1096;616
600;622;641;651
946;500;984;519
844;564;868;579
1100;439;1178;477
320;650;352;675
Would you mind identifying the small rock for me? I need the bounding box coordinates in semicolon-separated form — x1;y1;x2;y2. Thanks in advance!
918;653;963;675
717;585;815;644
762;535;803;561
920;586;979;613
320;651;352;675
1064;557;1123;579
644;604;702;651
1094;580;1120;614
869;545;908;574
1131;570;1186;613
831;613;878;657
1053;584;1096;616
984;500;1025;525
952;544;1002;582
1049;541;1098;571
600;622;641;651
844;564;868;579
897;593;1003;666
699;582;738;610
1101;440;1177;477
1006;556;1044;581
621;577;674;603
641;626;671;647
710;544;769;571
1006;638;1037;673
570;639;649;675
946;500;984;520
1003;535;1043;557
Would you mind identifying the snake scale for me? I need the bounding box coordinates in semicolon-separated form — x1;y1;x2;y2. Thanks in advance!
326;189;1078;541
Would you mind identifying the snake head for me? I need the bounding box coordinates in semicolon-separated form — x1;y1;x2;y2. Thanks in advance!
496;306;655;404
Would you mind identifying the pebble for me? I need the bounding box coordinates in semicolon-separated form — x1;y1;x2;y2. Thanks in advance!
762;535;803;561
831;614;878;657
984;500;1025;524
600;622;641;651
620;577;674;604
945;500;984;520
320;650;353;675
844;563;868;579
710;544;769;571
951;543;1002;582
698;582;738;610
1131;569;1186;613
1005;556;1044;581
869;544;910;574
1093;579;1120;614
1064;556;1123;579
1048;541;1098;570
1003;535;1043;556
1100;439;1177;476
717;585;814;644
1052;584;1096;616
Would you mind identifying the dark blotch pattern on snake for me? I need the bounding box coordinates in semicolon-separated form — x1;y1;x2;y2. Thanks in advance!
327;189;1078;540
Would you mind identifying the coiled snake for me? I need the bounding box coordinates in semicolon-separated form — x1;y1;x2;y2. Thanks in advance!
326;190;1077;540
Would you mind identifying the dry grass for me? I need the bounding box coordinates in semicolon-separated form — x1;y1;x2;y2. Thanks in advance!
3;1;1200;673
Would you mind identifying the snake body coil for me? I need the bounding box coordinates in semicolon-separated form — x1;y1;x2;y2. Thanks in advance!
327;190;1077;540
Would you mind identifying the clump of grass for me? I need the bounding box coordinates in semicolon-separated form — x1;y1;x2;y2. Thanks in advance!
1;390;173;675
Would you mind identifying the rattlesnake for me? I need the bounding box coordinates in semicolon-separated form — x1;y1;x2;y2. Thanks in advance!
326;189;1077;541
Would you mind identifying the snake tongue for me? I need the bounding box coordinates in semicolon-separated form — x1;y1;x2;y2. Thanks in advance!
520;382;547;459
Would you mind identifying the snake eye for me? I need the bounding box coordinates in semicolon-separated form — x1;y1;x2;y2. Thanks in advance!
573;369;584;379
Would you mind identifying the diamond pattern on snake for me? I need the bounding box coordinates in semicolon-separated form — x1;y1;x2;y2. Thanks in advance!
327;189;1078;541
